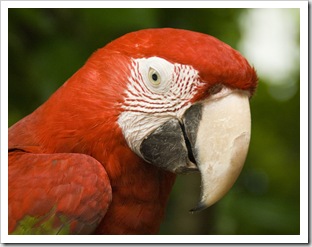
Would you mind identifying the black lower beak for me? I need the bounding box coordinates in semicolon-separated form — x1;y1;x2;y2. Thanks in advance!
139;115;199;174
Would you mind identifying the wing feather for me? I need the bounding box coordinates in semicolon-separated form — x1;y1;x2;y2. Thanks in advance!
9;151;112;234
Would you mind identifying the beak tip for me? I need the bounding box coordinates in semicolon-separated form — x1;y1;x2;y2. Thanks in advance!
189;201;209;213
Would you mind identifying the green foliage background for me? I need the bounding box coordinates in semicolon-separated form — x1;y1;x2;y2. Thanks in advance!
8;8;300;235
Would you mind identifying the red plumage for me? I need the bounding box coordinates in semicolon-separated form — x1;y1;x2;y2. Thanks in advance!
9;152;111;234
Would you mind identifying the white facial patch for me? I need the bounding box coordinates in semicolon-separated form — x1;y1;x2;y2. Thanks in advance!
118;56;204;156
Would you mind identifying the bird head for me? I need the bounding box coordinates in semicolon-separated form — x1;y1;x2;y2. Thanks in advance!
64;28;258;211
97;28;258;211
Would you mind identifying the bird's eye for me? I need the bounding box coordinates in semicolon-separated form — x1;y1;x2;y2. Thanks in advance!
148;68;161;86
137;57;173;93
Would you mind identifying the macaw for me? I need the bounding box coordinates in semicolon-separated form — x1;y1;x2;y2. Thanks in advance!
8;28;258;235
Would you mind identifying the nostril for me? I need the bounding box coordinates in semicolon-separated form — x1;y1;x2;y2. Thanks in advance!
209;83;223;95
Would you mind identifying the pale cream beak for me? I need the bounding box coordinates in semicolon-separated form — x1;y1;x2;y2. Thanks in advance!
191;89;251;211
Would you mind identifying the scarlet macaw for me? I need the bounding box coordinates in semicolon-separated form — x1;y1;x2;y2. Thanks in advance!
8;28;258;234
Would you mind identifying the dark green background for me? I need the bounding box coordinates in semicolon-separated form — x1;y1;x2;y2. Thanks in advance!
8;8;300;235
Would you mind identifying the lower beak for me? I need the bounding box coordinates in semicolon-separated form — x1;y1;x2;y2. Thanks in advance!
186;89;251;211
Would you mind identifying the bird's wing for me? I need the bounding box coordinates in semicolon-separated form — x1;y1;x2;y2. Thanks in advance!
8;150;112;234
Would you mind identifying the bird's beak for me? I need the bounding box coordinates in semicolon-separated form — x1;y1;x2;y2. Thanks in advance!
140;89;251;211
186;89;251;211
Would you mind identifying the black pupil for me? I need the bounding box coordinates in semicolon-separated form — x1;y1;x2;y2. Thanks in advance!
152;73;158;81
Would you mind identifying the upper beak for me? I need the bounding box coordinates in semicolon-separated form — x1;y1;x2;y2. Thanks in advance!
185;89;251;211
140;88;251;211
